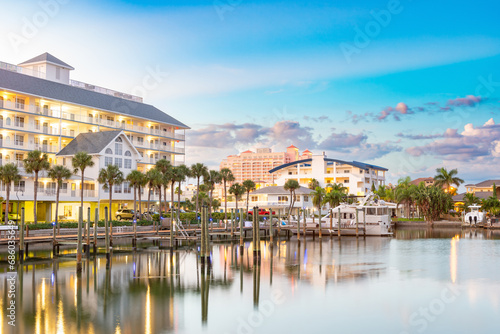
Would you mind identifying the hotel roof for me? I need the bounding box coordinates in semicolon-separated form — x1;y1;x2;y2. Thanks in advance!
19;52;75;70
268;157;388;173
0;68;189;129
56;130;137;156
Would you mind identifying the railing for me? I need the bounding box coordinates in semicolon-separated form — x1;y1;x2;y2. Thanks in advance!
70;79;143;103
0;140;59;153
0;61;45;79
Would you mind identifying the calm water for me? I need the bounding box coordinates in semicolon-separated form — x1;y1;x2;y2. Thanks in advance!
1;228;500;334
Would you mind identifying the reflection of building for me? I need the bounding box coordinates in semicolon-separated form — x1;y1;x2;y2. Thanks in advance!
220;145;312;187
0;53;188;221
270;153;387;196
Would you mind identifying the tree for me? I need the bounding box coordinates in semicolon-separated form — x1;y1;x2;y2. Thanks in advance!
323;188;346;230
311;187;326;238
23;150;50;224
48;165;72;230
204;170;222;218
220;168;235;222
155;159;172;214
242;179;256;220
308;178;319;190
395;177;415;218
146;167;162;223
284;179;300;221
175;164;191;222
0;164;21;224
191;163;208;218
459;193;481;212
72;151;95;211
434;167;464;195
229;183;246;236
211;198;221;212
98;165;124;221
127;170;145;221
414;185;453;223
482;196;500;216
493;183;498;200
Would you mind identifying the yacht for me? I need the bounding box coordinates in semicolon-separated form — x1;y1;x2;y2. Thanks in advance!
463;204;485;227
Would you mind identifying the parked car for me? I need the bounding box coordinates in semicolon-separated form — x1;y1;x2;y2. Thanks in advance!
248;208;276;216
115;209;135;220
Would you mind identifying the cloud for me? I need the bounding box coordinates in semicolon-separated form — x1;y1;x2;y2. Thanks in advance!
447;95;484;107
303;115;331;123
396;128;458;140
406;118;500;161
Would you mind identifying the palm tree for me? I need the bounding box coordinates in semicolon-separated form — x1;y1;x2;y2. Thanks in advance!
0;164;21;224
229;183;246;236
146;168;162;221
326;182;347;193
175;164;191;222
127;170;145;221
97;165;124;221
242;179;256;220
23;150;50;224
395;177;413;218
48;165;72;230
311;187;326;238
459;192;481;212
220;168;235;222
284;179;300;221
155;159;172;214
434;167;464;194
322;188;346;229
308;178;319;190
72;151;95;210
204;170;222;218
191;163;208;218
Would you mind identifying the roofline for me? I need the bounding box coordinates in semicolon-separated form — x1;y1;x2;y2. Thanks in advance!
19;59;75;70
0;73;190;129
268;158;388;174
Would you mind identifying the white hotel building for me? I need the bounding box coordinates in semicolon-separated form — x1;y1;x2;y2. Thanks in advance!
0;53;188;222
270;153;387;196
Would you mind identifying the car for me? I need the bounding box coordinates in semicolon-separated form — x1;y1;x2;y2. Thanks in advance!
248;208;276;216
115;209;135;220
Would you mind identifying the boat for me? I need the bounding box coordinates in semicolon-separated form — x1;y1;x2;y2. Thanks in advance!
463;204;485;227
290;192;393;236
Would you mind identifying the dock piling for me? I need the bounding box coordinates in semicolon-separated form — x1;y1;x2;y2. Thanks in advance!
19;208;25;262
338;208;341;238
76;207;83;273
93;208;98;254
105;207;110;269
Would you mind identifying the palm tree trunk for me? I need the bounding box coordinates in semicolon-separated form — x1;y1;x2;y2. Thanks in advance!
138;186;142;220
133;186;137;221
170;182;175;223
196;177;200;218
246;191;250;221
224;180;227;222
209;189;213;219
5;184;10;225
177;181;181;222
81;170;84;210
34;172;38;224
55;183;60;231
147;185;151;219
164;185;168;216
109;183;113;221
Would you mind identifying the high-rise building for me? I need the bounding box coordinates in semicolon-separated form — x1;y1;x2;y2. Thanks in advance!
220;145;313;187
0;53;189;221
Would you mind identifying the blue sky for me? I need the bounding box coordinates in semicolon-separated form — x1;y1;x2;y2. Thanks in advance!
1;0;500;187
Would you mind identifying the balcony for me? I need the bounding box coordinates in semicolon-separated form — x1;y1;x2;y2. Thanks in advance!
0;139;59;154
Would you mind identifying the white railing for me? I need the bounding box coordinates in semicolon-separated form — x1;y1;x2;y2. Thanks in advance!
70;79;143;103
0;61;45;79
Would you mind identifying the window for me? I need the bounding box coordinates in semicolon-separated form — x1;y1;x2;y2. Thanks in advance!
278;196;289;203
61;183;68;193
137;137;144;144
105;148;113;154
64;206;72;217
360;169;363;174
14;181;25;192
56;67;61;79
62;158;66;166
124;151;131;157
303;195;309;202
115;143;123;155
124;159;132;169
295;195;300;201
344;170;350;173
15;135;24;146
38;182;44;192
123;182;131;194
114;183;122;193
367;208;376;215
105;157;113;166
251;196;258;202
115;158;122;168
343;179;349;184
15;98;25;110
14;116;24;127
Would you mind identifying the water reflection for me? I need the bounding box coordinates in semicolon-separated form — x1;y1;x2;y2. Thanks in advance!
0;228;500;333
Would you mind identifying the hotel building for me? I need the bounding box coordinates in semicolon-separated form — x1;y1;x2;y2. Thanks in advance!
0;53;188;222
270;153;387;196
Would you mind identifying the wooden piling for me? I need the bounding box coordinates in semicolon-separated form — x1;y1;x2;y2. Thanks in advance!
269;208;273;244
302;208;306;239
52;219;57;257
19;208;25;262
239;209;244;248
109;219;113;247
363;207;366;237
170;213;174;250
200;206;206;264
297;208;300;241
93;208;98;254
105;207;110;269
86;207;91;255
278;208;281;235
204;206;210;264
76;207;83;273
338;208;341;238
230;209;234;238
356;208;359;237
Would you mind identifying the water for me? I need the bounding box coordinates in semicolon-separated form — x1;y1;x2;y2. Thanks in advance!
1;228;500;334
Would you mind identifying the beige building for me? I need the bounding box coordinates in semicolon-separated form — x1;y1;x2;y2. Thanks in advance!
220;145;312;188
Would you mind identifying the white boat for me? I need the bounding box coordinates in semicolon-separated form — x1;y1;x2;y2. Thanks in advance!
291;192;393;236
464;204;485;226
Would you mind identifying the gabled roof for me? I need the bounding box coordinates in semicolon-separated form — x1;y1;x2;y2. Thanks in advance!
302;149;312;153
473;180;500;188
287;145;298;149
410;177;435;186
241;150;253;154
453;192;493;202
56;130;139;156
0;68;189;128
18;52;75;70
251;186;314;195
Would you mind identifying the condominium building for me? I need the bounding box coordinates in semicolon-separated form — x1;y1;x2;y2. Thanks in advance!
0;53;188;222
270;153;387;196
220;145;313;187
453;179;500;207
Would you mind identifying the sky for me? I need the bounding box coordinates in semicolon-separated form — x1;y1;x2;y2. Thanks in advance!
1;0;500;189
